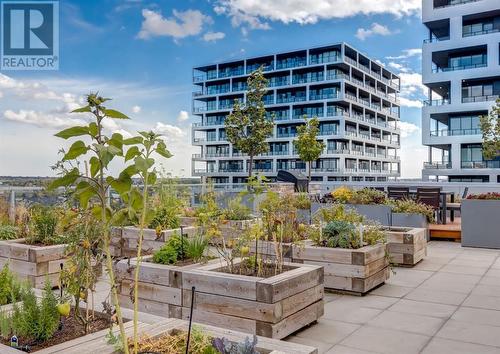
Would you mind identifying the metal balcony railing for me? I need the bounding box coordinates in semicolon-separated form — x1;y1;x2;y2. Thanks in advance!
423;98;451;106
424;162;452;169
430;128;482;136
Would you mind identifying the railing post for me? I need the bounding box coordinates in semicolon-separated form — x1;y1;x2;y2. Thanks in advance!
8;190;15;224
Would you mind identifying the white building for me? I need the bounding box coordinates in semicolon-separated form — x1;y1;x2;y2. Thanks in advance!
422;0;500;183
191;43;401;184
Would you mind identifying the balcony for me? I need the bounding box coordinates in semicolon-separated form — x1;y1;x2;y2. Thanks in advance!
423;99;450;106
318;129;338;136
276;94;306;104
276;58;307;70
461;161;500;169
430;128;482;136
433;62;487;73
462;95;499;103
433;0;481;9
424;162;452;169
309;92;338;101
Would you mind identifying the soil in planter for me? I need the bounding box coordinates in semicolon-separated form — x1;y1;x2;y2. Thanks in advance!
1;309;113;352
217;261;294;278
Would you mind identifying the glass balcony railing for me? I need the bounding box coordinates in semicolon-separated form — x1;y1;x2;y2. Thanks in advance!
276;58;307;70
461;161;500;169
423;36;450;43
423;98;451;106
276;95;306;104
462;95;499;103
309;92;338;101
463;27;499;37
433;62;487;73
430;128;482;136
434;0;481;9
318;129;338;136
424;162;452;169
309;53;340;65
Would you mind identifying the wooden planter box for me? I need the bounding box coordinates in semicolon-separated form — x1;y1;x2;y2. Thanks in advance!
218;218;260;244
115;255;210;318
292;242;389;295
1;318;317;354
462;199;500;249
0;239;66;288
392;213;429;240
181;260;324;339
384;227;427;266
248;240;294;262
179;216;199;227
110;226;199;257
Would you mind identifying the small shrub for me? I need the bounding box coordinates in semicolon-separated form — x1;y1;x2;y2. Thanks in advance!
321;220;360;249
291;193;311;210
349;188;387;205
186;234;209;263
330;186;354;203
0;225;18;240
11;280;59;342
314;203;364;225
466;192;500;200
152;233;189;265
27;206;63;245
390;199;436;223
0;264;22;306
149;206;181;230
223;197;252;221
362;223;386;246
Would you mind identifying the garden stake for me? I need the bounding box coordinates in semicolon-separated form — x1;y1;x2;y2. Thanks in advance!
59;262;64;330
180;225;185;260
185;286;196;354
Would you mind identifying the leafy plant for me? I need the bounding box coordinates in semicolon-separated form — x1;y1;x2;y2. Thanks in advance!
479;98;500;160
321;220;359;249
389;199;436;223
313;203;364;225
291;193;312;210
186;234;209;263
0;264;22;306
60;210;104;333
148;206;181;230
467;192;500;200
225;67;274;178
293;117;325;184
0;225;18;240
132;327;218;353
11;280;59;343
26;206;62;245
148;181;183;230
349;188;387;205
213;335;260;354
330;186;354;204
223;196;252;221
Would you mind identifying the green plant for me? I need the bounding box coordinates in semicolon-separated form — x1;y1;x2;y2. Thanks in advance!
148;206;181;230
362;223;386;246
148;181;183;230
389;199;436;223
0;225;18;240
186;234;209;263
293;117;325;184
60;210;104;334
330;186;354;203
223;196;252;221
27;206;62;245
11;280;59;342
0;264;22;306
479;98;500;160
0;310;10;339
225;67;274;178
349;188;387;205
152;233;184;265
291;193;312;210
321;220;359;249
313;203;364;225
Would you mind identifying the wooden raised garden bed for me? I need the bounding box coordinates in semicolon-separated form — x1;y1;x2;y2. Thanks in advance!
115;255;211;318
384;227;427;266
249;240;294;262
292;242;389;295
181;260;324;339
0;238;66;288
0;318;317;354
110;226;198;257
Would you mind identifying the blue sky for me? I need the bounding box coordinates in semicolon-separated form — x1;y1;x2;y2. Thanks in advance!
0;0;428;177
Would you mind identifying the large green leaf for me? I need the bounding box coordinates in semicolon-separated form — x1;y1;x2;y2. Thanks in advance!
147;172;157;186
71;105;91;113
54;126;89;139
108;133;124;152
88;122;98;137
107;172;132;195
63;141;89;160
134;156;154;173
125;146;140;162
156;141;172;159
75;181;97;209
123;136;143;145
48;168;80;190
89;156;100;177
104;109;129;119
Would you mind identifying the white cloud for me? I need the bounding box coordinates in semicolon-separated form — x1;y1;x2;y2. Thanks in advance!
3;110;86;129
132;105;142;113
388;62;410;73
176;110;189;122
214;0;420;31
386;48;422;60
137;9;212;40
355;23;393;41
202;31;226;42
398;121;420;138
154;122;185;139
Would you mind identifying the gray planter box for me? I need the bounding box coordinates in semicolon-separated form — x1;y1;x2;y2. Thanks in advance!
462;199;500;249
391;213;429;240
345;204;392;225
297;208;311;224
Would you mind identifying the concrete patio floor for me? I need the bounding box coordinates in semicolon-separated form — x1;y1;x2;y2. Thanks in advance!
287;241;500;353
93;241;500;353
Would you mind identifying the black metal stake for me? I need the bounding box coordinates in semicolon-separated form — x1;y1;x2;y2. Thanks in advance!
59;263;64;330
185;286;196;354
180;225;185;260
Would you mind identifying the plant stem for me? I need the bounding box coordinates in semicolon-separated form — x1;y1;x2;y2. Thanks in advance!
132;170;150;354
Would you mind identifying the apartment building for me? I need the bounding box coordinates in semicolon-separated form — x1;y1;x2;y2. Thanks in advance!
191;43;401;184
422;0;500;182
